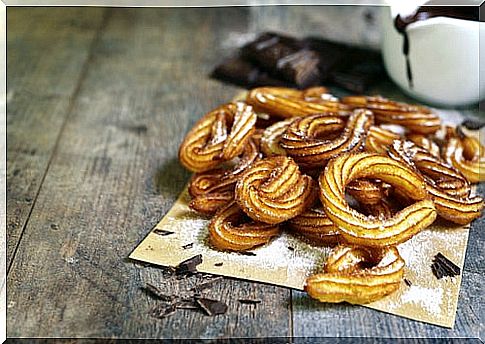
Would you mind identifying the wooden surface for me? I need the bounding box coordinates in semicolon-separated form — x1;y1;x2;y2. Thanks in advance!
6;7;484;340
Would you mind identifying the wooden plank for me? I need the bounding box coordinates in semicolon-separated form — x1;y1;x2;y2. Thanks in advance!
7;8;292;338
6;8;107;267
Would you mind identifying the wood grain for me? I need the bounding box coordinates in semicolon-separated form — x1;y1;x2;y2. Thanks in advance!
7;8;291;338
6;7;107;267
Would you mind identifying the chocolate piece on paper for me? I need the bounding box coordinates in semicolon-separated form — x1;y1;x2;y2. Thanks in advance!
176;254;203;275
431;252;461;279
238;299;262;305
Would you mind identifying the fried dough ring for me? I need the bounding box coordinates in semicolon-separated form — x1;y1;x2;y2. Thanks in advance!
179;102;257;172
443;127;485;183
319;152;437;247
406;133;440;157
342;96;441;134
280;109;373;168
208;202;280;251
287;207;342;246
365;126;401;154
235;156;317;224
246;87;350;118
305;245;405;304
390;140;483;224
260;118;296;157
189;138;260;215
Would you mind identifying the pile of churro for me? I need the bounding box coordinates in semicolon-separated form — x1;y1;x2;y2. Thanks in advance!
178;87;484;304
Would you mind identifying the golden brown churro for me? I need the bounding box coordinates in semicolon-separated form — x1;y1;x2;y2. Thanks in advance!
319;152;437;247
179;102;257;172
281;110;372;168
208;202;280;251
235;156;317;224
305;246;405;304
364;126;401;154
389;140;483;225
342;95;441;134
443;127;485;183
287;207;342;246
246;87;350;118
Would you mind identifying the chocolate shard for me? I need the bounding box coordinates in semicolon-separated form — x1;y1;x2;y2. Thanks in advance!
153;229;175;236
431;252;461;279
238;251;257;256
144;283;174;302
211;55;260;88
195;298;228;316
182;243;194;250
214;262;224;267
404;278;412;287
176;254;203;275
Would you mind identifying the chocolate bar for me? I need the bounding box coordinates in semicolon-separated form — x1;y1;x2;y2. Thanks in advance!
241;32;321;88
211;32;387;93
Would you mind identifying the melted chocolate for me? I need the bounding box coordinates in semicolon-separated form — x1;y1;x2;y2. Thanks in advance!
394;4;480;88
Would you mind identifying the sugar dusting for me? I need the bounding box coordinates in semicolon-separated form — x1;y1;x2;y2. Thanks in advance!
401;285;443;316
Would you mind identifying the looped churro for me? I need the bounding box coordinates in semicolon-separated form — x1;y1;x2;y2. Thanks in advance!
287;207;342;246
305;245;405;304
365;126;401;154
246;87;350;118
319;152;437;247
406;133;440;157
342;96;441;134
443;126;485;183
235;156;317;224
208;202;280;251
389;140;483;224
281;109;373;168
179;102;257;172
189;138;260;215
260;118;296;157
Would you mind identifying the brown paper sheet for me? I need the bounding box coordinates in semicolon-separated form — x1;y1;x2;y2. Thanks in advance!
130;95;480;328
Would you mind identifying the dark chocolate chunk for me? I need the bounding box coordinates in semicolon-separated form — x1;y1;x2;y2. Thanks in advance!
242;32;320;88
461;118;485;130
431;252;461;279
238;251;257;256
144;283;174;302
182;243;194;250
153;229;175;236
195;298;228;316
404;278;412;287
214;262;224;267
238;299;262;304
176;254;203;275
211;56;260;88
287;246;295;251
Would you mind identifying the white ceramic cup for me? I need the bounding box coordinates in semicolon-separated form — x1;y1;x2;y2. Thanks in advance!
381;5;484;107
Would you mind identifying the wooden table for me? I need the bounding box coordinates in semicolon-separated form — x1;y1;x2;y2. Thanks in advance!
6;7;484;341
